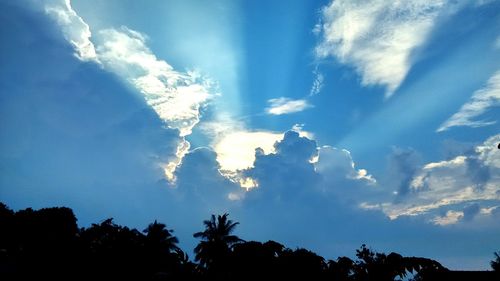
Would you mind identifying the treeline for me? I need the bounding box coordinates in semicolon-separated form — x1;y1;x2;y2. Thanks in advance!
0;203;498;280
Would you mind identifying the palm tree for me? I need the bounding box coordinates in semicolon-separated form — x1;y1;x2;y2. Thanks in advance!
143;220;180;275
193;213;243;272
143;220;179;254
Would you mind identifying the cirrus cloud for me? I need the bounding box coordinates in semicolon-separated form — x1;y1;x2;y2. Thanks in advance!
315;0;461;97
437;70;500;132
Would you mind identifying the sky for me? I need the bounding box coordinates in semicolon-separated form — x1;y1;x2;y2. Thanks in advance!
1;0;499;270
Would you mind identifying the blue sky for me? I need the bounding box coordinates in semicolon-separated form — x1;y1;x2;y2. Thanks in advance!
1;0;500;270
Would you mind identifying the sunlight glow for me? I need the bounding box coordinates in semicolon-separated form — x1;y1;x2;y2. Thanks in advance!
214;131;283;172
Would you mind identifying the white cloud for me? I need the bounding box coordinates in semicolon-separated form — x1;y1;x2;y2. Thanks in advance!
201;117;323;189
44;0;97;61
432;210;463;226
266;97;312;115
380;134;500;223
43;1;214;183
95;27;213;137
214;130;283;172
309;70;324;96
95;28;214;181
315;146;376;185
315;0;456;96
437;70;500;132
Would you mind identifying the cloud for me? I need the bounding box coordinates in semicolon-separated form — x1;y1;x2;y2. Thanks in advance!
242;131;319;203
266;97;313;115
42;0;215;182
6;1;500;267
316;146;376;185
385;147;421;199
432;210;463;226
376;134;500;224
43;0;97;61
315;0;458;96
240;131;375;203
200;116;316;188
214;131;283;173
200;116;283;174
0;3;186;227
309;69;324;96
95;27;214;138
173;147;241;208
437;70;500;131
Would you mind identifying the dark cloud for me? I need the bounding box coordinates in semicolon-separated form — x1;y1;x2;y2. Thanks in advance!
243;131;319;203
385;147;421;199
174;147;240;212
0;3;180;226
463;203;480;221
465;156;490;190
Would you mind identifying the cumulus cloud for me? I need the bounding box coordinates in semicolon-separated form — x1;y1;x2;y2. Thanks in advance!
266;97;313;115
239;131;376;203
200;116;317;189
44;0;97;61
199;116;283;187
315;146;376;185
173;147;241;208
214;130;283;172
43;0;214;182
438;70;500;131
315;0;457;96
243;134;309;196
376;134;500;224
94;27;215;180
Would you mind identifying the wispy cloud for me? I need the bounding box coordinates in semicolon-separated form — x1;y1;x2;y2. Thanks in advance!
315;0;457;97
266;97;312;115
309;69;324;96
44;0;97;61
43;0;214;182
437;70;500;132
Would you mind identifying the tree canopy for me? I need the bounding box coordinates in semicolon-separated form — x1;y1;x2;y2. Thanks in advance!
0;202;498;281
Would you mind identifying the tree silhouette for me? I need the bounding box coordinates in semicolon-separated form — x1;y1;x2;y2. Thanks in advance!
229;240;285;279
327;256;355;281
491;251;500;271
193;213;243;277
4;202;499;281
353;244;448;281
143;220;180;277
144;220;179;254
278;248;327;280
